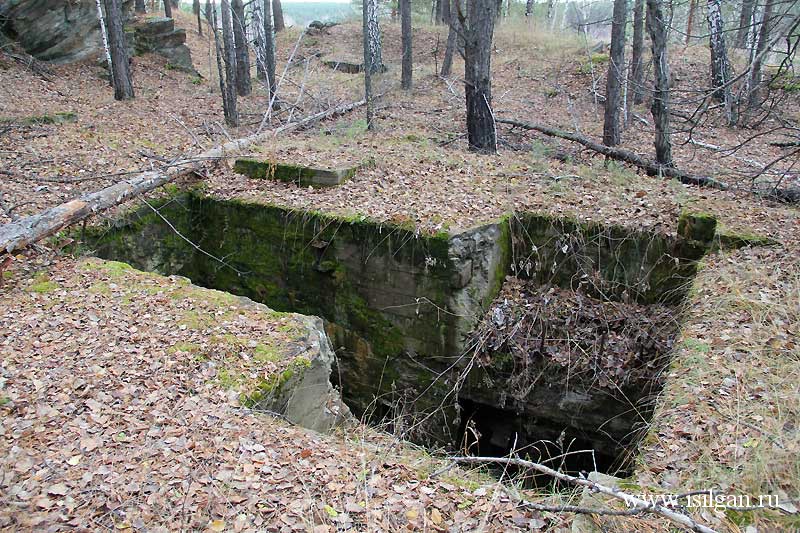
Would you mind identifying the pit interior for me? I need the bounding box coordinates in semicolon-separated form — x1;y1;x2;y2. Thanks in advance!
82;190;711;480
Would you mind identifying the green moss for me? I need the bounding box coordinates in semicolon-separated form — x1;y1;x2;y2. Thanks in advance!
3;271;13;279
217;368;241;389
678;211;717;243
714;226;777;250
168;341;202;354
0;111;77;125
0;396;10;406
27;273;59;293
683;338;711;353
578;53;608;74
254;343;281;362
240;356;311;407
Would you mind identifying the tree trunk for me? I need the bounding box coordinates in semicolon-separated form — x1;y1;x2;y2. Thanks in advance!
747;0;774;108
135;0;146;14
646;0;672;167
525;0;534;17
103;0;135;100
685;0;695;44
273;0;285;32
441;0;459;76
435;0;443;24
546;0;555;26
630;0;645;105
220;0;239;126
442;0;451;25
401;0;412;90
262;0;277;97
736;0;756;48
164;0;172;18
194;0;203;35
464;0;497;153
365;0;382;73
706;0;733;109
231;0;251;96
363;0;376;129
603;0;627;146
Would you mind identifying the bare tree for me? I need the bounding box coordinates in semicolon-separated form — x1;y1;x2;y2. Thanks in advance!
736;0;756;48
464;0;497;153
747;0;776;108
630;0;645;105
646;0;672;167
232;0;251;96
365;0;383;73
603;0;627;146
103;0;135;100
273;0;285;32
135;0;146;14
441;0;461;77
685;0;696;43
220;0;239;126
261;0;277;98
363;0;377;129
401;0;413;89
164;0;173;18
194;0;203;35
707;0;735;123
525;0;535;17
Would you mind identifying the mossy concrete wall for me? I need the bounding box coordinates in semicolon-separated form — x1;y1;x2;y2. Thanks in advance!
86;192;510;446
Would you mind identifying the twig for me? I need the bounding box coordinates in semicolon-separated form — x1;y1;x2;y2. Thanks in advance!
445;456;719;533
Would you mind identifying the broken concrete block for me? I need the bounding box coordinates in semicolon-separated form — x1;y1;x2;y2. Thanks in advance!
233;159;370;188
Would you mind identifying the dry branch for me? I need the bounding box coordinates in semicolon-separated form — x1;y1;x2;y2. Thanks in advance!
0;99;367;255
448;456;719;533
496;117;729;190
498;118;800;203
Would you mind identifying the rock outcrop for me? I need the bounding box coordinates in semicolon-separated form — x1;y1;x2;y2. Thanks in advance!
0;0;132;63
0;1;194;72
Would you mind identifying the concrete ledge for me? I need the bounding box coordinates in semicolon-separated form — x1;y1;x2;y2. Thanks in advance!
233;158;372;188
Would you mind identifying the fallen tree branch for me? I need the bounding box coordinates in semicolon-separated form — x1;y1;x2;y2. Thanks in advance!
496;117;729;190
0;99;367;255
447;456;719;533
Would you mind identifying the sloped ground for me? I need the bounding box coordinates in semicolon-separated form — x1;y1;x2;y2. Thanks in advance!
1;9;799;533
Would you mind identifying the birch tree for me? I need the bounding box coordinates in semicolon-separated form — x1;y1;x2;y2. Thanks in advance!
707;0;736;123
232;0;251;96
219;0;240;126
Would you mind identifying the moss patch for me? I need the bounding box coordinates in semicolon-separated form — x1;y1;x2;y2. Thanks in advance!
27;273;59;293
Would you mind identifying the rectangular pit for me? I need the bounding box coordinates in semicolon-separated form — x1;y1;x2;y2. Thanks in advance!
81;190;710;475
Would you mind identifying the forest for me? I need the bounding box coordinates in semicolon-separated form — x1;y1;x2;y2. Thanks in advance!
0;0;798;531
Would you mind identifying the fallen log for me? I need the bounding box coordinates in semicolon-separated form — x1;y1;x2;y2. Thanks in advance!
498;118;800;203
0;99;366;255
496;117;729;190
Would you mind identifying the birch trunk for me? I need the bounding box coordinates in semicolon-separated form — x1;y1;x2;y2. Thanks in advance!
363;0;375;129
220;0;240;126
102;0;135;100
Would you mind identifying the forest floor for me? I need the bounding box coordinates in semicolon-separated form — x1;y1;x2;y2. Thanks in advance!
1;9;799;533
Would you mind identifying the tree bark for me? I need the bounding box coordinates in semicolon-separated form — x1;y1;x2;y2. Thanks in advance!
603;0;627;147
546;0;555;26
441;0;460;76
262;0;277;97
164;0;172;18
401;0;412;90
273;0;285;32
685;0;695;44
194;0;203;34
747;0;774;108
363;0;376;129
706;0;734;115
103;0;135;101
135;0;146;14
220;0;239;126
435;0;443;24
365;0;383;73
525;0;534;17
630;0;645;105
464;0;497;153
231;0;251;96
736;0;756;48
646;0;672;167
442;0;451;25
0;99;370;256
